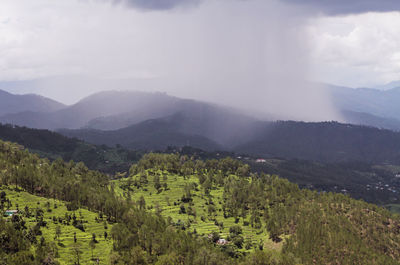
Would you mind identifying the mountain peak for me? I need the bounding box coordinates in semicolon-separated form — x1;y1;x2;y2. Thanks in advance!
0;89;65;116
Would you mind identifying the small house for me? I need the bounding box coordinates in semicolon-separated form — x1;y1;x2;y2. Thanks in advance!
217;239;229;245
4;210;18;217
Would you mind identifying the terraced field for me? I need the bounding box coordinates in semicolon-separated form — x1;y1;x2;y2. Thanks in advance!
1;187;113;264
113;171;273;252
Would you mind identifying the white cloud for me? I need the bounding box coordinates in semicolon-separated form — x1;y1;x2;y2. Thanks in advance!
0;0;208;81
307;12;400;87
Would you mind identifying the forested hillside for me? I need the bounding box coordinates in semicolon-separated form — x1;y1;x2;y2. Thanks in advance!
61;118;400;165
236;121;400;164
0;124;141;174
60;115;222;152
3;123;400;209
1;141;400;264
249;159;400;205
116;154;400;264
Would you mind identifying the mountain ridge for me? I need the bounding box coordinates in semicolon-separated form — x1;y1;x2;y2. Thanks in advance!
0;89;65;116
329;84;400;120
59;115;400;165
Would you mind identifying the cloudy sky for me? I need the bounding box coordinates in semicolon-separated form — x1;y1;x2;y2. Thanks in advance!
0;0;400;120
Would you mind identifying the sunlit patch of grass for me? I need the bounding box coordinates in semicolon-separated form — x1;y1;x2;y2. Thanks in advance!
1;187;113;265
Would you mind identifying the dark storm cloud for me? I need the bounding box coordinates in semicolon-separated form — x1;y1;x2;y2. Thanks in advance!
282;0;400;15
113;0;201;10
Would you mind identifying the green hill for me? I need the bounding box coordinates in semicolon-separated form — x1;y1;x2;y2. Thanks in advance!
0;140;233;264
1;140;400;264
113;153;400;264
112;170;270;253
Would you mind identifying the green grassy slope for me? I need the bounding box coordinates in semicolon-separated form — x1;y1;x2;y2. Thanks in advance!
0;187;113;264
113;172;272;252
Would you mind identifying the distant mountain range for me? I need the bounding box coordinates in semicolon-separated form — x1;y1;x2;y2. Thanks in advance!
0;90;181;130
59;105;258;151
3;85;400;161
4;84;400;131
340;110;400;131
0;90;256;140
328;84;400;123
62;118;400;164
0;89;65;116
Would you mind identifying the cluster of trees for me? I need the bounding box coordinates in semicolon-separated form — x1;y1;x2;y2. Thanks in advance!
0;142;126;222
221;174;400;264
130;153;250;179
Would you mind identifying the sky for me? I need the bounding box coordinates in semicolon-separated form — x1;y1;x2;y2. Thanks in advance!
0;0;400;120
